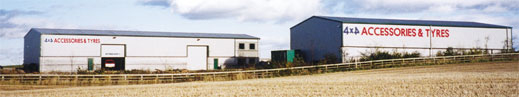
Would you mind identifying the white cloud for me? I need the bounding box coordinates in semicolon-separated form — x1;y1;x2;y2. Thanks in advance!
483;4;507;13
0;9;78;38
138;0;171;8
0;9;81;65
170;0;321;22
328;0;518;14
0;17;78;38
426;5;456;13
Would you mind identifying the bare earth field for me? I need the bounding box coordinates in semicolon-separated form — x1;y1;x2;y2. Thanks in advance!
1;61;518;97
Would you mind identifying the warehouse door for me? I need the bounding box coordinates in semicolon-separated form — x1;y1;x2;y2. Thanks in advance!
187;46;208;70
101;44;125;70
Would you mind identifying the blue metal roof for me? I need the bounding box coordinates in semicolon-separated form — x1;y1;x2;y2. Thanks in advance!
31;28;260;39
313;16;511;28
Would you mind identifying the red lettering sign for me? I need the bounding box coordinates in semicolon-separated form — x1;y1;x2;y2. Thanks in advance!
45;38;101;43
347;26;450;38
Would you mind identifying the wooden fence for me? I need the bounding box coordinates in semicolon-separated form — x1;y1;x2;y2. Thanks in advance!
1;53;518;85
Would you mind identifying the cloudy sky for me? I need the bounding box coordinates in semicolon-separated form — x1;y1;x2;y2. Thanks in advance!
1;0;518;65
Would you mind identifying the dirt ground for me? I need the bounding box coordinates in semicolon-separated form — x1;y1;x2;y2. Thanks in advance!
1;61;518;96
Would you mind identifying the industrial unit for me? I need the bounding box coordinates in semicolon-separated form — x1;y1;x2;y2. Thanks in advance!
291;16;513;63
24;28;260;72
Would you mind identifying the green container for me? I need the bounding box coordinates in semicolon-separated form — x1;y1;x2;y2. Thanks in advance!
286;50;295;63
271;50;301;63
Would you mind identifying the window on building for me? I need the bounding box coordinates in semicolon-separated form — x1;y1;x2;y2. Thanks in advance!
249;43;255;50
239;43;245;49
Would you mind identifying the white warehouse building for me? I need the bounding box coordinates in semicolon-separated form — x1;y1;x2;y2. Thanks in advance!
291;16;513;63
24;28;260;72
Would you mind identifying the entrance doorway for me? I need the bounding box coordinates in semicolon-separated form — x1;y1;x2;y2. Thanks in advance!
187;46;208;70
101;44;126;70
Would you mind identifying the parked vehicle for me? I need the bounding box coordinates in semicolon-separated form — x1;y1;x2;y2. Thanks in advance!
105;59;115;68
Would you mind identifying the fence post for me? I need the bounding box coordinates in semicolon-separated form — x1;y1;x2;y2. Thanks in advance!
124;75;127;80
355;62;358;69
39;75;42;83
381;61;384;68
401;59;405;66
266;70;270;78
325;66;328;73
276;69;280;77
1;75;4;81
140;75;143;80
454;56;457;63
391;60;394;67
443;57;446;64
370;61;373;69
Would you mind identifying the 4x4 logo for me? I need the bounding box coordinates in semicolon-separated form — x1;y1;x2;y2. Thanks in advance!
343;26;360;35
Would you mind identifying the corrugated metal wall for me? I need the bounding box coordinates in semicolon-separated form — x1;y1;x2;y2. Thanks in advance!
290;17;343;63
341;23;512;62
33;34;259;72
23;30;41;71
